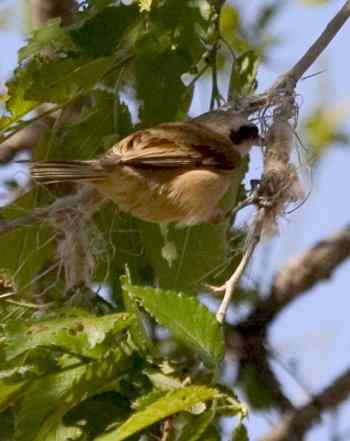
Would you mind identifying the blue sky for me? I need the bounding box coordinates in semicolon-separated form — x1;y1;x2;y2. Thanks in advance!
1;1;350;440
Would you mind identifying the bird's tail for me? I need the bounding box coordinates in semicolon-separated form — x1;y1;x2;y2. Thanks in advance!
21;160;108;184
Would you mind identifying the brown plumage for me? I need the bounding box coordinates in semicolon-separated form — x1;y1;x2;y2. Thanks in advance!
29;111;259;226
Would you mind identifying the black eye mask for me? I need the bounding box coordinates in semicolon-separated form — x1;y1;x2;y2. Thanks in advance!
230;124;259;144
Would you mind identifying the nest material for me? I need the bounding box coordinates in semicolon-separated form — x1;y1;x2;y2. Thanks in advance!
258;103;304;238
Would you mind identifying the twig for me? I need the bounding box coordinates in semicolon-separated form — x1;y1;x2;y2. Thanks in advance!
214;0;350;322
215;208;265;323
225;0;350;114
160;418;172;441
271;0;350;89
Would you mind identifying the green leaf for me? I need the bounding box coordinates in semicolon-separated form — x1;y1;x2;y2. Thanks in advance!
70;5;139;57
138;0;152;12
15;349;130;441
121;275;153;354
232;422;249;441
19;18;75;61
146;371;182;392
0;190;56;288
43;423;82;441
96;385;220;441
65;393;130;439
56;90;133;160
228;50;259;100
0;409;15;440
4;312;134;361
4;55;115;124
123;281;225;367
134;37;190;125
177;404;216;441
0;381;27;412
26;56;115;104
198;425;220;441
219;6;251;53
134;0;206;124
4;66;39;123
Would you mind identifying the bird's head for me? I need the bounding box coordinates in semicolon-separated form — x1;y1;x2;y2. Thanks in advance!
192;110;260;156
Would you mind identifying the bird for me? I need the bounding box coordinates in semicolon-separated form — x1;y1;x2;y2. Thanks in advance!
28;110;259;226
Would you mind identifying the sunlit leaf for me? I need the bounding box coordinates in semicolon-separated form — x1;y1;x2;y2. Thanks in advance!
4;312;134;361
138;0;152;12
123;280;225;367
0;381;27;412
134;0;206;124
19;18;76;61
96;386;220;441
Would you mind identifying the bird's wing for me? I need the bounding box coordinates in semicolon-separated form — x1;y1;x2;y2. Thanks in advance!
102;122;241;170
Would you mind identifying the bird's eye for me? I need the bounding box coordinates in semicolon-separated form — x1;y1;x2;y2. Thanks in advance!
230;124;259;144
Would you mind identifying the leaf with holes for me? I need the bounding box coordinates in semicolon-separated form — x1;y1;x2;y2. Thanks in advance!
4;312;134;361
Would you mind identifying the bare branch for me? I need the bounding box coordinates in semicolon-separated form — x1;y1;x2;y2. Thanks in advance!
228;0;350;114
272;0;350;89
215;208;265;323
261;368;350;441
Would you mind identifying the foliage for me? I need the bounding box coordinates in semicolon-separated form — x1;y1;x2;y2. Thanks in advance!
0;0;282;439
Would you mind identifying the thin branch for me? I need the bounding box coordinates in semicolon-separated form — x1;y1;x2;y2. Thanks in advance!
272;0;350;89
226;0;350;113
214;1;350;322
215;208;265;323
261;367;350;441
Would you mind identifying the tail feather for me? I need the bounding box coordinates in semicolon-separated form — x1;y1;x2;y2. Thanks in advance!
21;160;108;184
